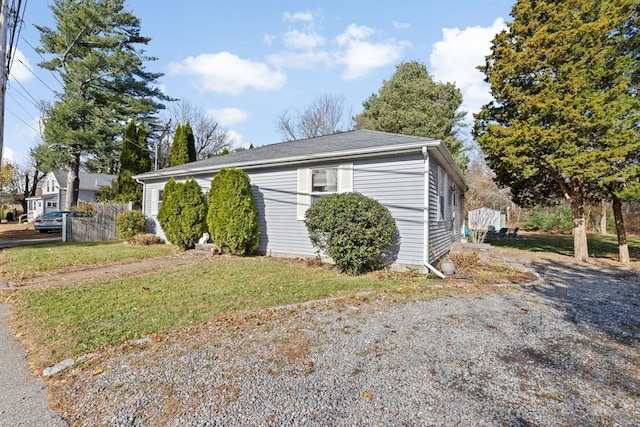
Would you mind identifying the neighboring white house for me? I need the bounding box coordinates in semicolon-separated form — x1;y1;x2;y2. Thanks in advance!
26;171;116;221
134;130;467;271
468;207;506;231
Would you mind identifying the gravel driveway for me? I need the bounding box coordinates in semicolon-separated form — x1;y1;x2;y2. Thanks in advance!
50;258;638;426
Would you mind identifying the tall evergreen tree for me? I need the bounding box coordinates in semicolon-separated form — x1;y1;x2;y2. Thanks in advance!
36;0;169;208
355;61;468;169
474;0;640;263
184;121;197;163
116;120;151;204
169;124;188;166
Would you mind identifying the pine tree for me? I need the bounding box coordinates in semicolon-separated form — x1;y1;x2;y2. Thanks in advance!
184;121;197;163
355;61;468;169
169;124;189;166
116;120;151;204
474;0;640;263
36;0;169;208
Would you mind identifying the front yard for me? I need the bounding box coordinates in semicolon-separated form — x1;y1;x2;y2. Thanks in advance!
0;240;532;371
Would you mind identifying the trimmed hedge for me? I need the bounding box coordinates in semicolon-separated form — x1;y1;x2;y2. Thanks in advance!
207;168;260;255
304;192;397;275
157;178;207;250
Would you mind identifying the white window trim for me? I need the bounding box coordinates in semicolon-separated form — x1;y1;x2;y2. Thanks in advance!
297;163;353;220
150;189;160;215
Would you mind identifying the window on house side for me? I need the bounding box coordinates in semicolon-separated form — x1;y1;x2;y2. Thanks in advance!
311;167;338;204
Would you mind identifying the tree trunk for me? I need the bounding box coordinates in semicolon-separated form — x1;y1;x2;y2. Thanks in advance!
570;192;589;262
65;155;80;209
612;196;630;265
600;199;608;235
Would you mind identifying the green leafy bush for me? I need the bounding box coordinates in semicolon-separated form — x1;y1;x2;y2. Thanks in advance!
523;205;572;232
157;178;207;250
304;192;398;275
115;210;147;242
207;168;260;255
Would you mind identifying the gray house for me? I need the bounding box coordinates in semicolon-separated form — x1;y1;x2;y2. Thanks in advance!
134;130;467;272
26;170;116;221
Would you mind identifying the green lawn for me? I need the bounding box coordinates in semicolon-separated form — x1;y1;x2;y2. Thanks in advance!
1;241;175;279
488;231;640;261
4;256;441;369
0;238;538;370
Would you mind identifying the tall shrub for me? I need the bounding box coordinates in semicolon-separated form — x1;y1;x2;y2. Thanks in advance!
304;192;397;275
157;178;207;250
207;168;260;255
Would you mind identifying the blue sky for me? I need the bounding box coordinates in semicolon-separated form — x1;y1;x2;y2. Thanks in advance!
4;0;513;165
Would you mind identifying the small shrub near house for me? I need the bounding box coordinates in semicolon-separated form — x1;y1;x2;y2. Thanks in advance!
115;210;147;242
158;178;208;250
207;168;260;255
132;233;165;246
304;192;397;275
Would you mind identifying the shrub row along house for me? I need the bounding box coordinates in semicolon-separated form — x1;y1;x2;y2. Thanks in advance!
134;130;466;272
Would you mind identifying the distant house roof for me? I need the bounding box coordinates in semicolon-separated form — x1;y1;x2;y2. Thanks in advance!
50;171;116;190
134;130;466;188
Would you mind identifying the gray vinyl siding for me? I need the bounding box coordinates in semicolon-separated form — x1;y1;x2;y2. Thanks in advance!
353;154;425;266
428;158;460;261
140;150;464;270
248;167;316;256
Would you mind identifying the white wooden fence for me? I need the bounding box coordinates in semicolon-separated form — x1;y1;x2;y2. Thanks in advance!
63;203;133;242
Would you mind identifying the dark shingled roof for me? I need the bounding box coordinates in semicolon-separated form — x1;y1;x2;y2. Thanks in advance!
135;130;444;180
51;171;116;190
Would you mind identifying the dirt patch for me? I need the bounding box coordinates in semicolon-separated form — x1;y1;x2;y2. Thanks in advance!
0;222;51;241
4;253;210;289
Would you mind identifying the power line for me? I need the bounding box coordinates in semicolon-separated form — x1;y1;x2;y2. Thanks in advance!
12;57;58;93
5;106;38;134
6;89;33;116
6;0;24;76
20;37;64;87
7;79;38;108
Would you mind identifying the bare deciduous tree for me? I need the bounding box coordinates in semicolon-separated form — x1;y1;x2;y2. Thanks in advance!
168;100;233;160
277;94;352;141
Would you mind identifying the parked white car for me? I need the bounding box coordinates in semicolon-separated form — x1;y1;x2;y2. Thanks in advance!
34;211;83;233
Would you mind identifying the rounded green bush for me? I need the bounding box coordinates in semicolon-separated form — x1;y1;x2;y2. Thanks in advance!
115;210;147;242
157;178;208;250
304;192;397;275
207;168;260;255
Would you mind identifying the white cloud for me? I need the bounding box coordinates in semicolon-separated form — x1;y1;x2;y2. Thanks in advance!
335;24;408;79
337;40;407;79
282;30;325;50
226;130;247;148
429;18;506;118
283;11;314;23
267;50;330;69
169;52;286;95
2;146;17;164
336;24;375;45
392;20;411;30
263;33;276;45
8;49;32;83
207;108;249;127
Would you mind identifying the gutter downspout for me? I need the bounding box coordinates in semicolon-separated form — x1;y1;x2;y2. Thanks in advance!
422;146;445;279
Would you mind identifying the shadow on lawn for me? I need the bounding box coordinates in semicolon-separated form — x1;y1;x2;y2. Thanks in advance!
528;259;640;345
489;232;640;261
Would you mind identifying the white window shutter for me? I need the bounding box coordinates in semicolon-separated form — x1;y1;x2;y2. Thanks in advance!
338;163;353;193
150;189;159;215
297;168;311;220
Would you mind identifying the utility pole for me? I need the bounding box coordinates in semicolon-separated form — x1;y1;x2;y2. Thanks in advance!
0;0;8;169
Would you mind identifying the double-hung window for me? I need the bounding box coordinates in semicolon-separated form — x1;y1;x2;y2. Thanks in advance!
297;164;353;220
